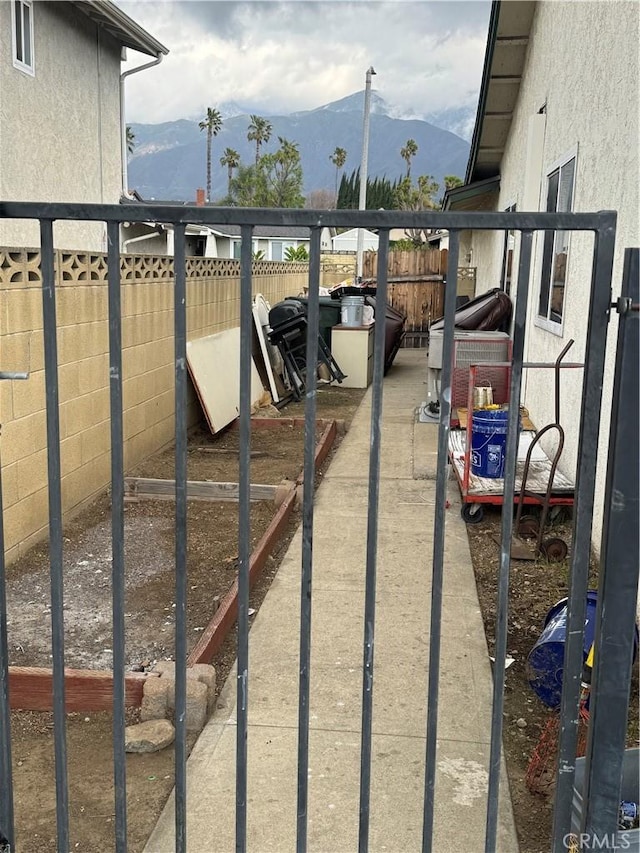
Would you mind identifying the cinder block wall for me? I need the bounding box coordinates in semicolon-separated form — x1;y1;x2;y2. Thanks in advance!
320;252;357;287
0;248;308;563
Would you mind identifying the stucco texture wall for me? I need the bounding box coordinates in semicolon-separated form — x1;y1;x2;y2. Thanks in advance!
0;2;123;250
469;1;639;551
0;249;308;563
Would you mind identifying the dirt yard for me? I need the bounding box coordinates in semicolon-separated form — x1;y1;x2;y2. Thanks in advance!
7;380;637;852
466;504;639;853
7;385;366;853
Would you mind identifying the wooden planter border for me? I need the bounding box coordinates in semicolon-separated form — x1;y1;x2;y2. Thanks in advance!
8;418;339;711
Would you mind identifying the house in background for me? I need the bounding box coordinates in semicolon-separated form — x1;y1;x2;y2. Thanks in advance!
331;228;379;253
444;0;639;548
119;220;312;260
0;0;167;251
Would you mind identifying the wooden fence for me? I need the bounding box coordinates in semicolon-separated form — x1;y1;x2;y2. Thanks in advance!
361;248;477;348
362;247;446;279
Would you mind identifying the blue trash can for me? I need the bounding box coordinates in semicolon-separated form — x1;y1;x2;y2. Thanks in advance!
527;591;599;708
470;408;512;478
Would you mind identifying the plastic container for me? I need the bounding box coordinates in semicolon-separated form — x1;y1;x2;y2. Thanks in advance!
470;408;511;478
290;296;342;347
571;748;639;852
341;295;365;327
527;591;599;708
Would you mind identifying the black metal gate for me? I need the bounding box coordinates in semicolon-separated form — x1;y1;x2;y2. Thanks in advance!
0;202;637;852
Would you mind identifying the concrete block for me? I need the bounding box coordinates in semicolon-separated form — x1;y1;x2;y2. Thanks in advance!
60;433;83;478
57;289;79;328
78;353;108;395
0;332;31;373
153;662;214;730
189;664;217;715
1;463;19;509
61;455;110;513
75;287;107;324
5;289;43;334
122;344;147;379
153;661;176;678
11;369;45;419
59;362;80;402
140;675;169;722
1;381;13;422
16;448;49;500
3;488;49;552
123;402;146;441
80;420;110;465
1;411;47;466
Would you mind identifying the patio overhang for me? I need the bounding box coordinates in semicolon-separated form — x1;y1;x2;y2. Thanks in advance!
442;176;500;211
465;0;536;184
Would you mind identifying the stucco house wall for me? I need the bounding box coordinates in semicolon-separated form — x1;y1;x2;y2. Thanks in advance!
0;2;123;251
467;1;639;550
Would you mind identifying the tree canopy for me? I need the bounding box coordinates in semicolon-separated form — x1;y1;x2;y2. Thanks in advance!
229;136;304;208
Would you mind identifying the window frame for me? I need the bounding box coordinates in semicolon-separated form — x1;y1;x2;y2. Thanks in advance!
500;202;517;297
534;147;577;335
11;0;35;76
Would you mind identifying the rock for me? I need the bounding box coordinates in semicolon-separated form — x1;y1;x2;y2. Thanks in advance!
516;717;527;729
140;675;168;722
125;719;175;753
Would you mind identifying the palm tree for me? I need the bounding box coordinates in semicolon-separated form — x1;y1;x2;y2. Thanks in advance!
400;138;418;179
198;107;223;201
220;147;240;197
247;115;272;167
329;147;347;203
126;125;135;154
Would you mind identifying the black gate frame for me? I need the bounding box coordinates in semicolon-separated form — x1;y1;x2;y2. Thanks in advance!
0;202;636;853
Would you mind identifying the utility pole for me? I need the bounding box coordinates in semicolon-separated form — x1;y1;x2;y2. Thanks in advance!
356;66;376;280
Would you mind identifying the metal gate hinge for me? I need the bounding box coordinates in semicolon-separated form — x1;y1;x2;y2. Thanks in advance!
610;297;638;315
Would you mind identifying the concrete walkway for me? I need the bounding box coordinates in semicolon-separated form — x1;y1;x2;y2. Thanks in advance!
144;350;518;853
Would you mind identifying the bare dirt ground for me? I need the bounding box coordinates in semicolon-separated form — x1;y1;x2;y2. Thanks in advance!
9;379;637;852
7;385;366;853
466;504;639;853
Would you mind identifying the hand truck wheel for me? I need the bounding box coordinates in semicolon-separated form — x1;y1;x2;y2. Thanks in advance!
461;503;484;524
540;537;568;562
517;514;540;539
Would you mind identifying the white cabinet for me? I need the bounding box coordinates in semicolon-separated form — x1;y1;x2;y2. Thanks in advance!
331;324;375;388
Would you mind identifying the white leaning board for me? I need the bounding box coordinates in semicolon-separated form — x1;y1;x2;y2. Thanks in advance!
187;328;264;433
252;293;280;403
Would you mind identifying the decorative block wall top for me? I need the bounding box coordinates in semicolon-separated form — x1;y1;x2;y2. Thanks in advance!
0;247;310;287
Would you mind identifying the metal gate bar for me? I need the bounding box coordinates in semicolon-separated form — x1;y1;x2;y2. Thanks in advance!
106;219;128;853
551;216;617;852
421;228;459;852
0;426;14;853
40;218;70;853
295;225;321;852
484;228;534;853
357;227;390;851
582;247;639;840
0;201;628;853
173;224;189;853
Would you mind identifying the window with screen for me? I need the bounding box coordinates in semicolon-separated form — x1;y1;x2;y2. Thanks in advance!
538;154;576;326
12;0;34;74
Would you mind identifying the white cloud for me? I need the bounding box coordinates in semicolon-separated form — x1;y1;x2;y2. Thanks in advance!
117;0;490;123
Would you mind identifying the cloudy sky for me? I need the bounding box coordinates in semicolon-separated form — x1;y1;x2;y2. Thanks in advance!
117;1;490;125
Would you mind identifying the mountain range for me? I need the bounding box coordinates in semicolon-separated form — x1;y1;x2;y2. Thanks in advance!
127;92;473;202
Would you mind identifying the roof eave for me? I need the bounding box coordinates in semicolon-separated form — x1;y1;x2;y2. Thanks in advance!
465;1;502;184
73;1;168;57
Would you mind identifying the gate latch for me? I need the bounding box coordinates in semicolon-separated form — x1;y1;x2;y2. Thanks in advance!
610;297;638;315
